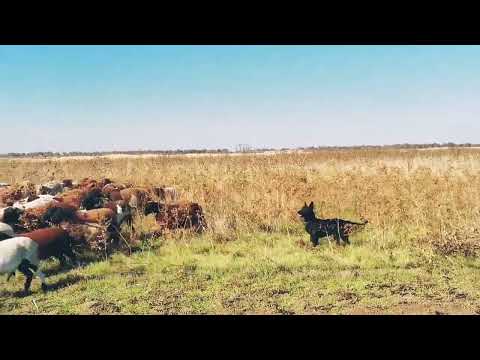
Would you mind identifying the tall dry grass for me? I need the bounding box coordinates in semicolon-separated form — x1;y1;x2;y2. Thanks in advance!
2;148;480;253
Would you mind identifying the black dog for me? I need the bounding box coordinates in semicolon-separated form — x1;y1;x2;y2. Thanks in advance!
297;202;368;246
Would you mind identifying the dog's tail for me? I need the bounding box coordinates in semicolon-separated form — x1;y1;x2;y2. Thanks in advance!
350;218;368;225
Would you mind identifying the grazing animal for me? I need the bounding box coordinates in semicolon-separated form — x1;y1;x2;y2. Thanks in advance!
76;206;132;229
0;222;14;240
120;188;150;209
36;182;64;196
13;194;58;211
0;236;48;294
297;202;368;246
102;183;127;201
78;178;99;191
54;187;97;209
15;201;77;231
0;207;24;227
104;201;134;229
75;208;115;224
54;193;83;209
41;205;78;226
19;228;76;267
145;201;207;233
81;188;104;210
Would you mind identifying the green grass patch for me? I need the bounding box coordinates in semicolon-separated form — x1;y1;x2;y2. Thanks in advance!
1;231;480;314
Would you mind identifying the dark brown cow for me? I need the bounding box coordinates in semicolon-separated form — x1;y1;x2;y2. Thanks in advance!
19;227;76;267
54;186;102;209
39;203;78;226
79;187;104;210
145;201;207;233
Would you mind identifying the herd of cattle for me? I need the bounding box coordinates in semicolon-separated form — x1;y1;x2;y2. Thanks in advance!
0;178;207;294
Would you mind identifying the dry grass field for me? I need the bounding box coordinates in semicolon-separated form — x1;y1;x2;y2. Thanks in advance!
2;148;480;314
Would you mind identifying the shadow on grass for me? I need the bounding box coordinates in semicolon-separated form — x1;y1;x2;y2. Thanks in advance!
39;243;150;281
42;250;110;277
44;274;100;292
0;273;102;299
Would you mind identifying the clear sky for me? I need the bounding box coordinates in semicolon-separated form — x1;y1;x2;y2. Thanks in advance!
1;45;479;153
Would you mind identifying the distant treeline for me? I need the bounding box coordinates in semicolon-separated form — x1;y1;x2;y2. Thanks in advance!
1;143;479;158
297;143;480;151
1;149;231;158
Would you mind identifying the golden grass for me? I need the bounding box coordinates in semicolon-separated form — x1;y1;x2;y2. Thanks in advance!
1;148;480;253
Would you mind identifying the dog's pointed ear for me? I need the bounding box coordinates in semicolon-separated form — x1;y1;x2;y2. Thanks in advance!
309;201;314;208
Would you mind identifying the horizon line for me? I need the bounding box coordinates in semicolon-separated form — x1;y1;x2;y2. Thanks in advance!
1;142;479;157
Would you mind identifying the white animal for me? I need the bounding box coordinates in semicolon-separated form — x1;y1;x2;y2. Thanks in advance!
0;222;14;239
12;195;58;211
0;236;47;293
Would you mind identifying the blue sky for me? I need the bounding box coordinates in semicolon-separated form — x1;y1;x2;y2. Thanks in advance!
1;45;479;153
